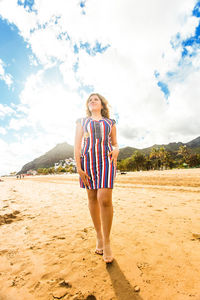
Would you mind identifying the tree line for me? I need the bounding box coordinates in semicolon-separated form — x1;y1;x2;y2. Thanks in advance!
37;165;74;175
117;145;200;171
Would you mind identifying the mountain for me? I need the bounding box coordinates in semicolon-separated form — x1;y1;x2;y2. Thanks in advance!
118;135;200;159
18;135;200;173
186;136;200;148
117;146;138;160
18;142;74;174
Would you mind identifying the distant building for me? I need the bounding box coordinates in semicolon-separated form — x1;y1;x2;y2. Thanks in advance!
9;172;17;177
54;157;76;171
27;169;37;175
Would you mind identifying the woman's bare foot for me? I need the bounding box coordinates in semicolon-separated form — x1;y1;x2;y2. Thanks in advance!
95;235;104;255
103;242;114;263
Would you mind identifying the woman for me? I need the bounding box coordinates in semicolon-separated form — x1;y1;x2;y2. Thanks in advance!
74;93;119;263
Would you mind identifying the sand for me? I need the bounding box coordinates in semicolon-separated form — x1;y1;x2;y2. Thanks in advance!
0;168;200;300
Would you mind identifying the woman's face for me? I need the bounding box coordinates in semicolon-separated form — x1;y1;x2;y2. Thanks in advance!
88;94;103;113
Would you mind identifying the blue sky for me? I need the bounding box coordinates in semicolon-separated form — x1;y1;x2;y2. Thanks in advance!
0;0;200;175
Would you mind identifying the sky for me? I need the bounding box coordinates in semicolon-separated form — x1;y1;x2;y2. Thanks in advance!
0;0;200;175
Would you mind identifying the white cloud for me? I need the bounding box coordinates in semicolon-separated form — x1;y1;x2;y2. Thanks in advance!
8;118;32;130
166;69;200;138
0;0;37;39
59;60;79;91
18;69;85;143
0;103;15;118
0;127;6;135
0;58;13;87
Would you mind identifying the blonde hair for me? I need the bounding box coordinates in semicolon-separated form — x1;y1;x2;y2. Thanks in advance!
86;93;111;118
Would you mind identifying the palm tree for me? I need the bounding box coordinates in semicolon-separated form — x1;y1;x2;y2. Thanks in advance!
132;151;146;171
177;145;190;164
150;147;160;169
158;146;168;169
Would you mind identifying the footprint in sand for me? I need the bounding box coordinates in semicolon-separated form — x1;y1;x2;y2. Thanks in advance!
2;205;9;209
2;199;9;202
47;279;74;299
86;295;97;300
75;227;92;240
168;231;173;235
27;215;36;219
51;235;66;240
0;210;21;225
136;261;150;272
76;233;86;240
40;272;58;281
0;249;9;255
82;226;93;234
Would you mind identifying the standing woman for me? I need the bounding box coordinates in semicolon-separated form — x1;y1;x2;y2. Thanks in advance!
74;93;119;263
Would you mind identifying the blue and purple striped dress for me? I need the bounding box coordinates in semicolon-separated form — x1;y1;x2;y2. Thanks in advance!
76;117;117;189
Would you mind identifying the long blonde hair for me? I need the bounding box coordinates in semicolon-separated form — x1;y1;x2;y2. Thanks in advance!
86;93;110;118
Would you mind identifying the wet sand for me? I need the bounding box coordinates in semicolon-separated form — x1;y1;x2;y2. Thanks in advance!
0;168;200;300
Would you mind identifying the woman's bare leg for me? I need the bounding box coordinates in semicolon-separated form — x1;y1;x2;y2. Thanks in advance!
97;188;113;262
86;189;103;251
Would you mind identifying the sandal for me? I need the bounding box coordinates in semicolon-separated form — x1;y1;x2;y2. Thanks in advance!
95;248;103;255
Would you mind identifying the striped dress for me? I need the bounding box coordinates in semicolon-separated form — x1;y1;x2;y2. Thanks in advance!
76;117;117;189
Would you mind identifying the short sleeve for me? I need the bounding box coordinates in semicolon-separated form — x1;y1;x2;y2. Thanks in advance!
76;118;82;125
110;119;116;127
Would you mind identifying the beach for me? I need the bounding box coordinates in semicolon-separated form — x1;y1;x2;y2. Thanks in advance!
0;168;200;300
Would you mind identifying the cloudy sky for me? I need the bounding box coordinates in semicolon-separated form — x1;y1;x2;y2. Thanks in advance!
0;0;200;175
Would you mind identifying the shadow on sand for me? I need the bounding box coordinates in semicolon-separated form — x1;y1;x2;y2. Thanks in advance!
105;259;144;300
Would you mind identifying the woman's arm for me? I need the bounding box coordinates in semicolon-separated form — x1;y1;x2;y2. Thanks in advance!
109;124;119;166
74;120;90;188
110;124;119;149
74;121;84;171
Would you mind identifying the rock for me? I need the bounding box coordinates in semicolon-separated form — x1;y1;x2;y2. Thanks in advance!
52;289;68;299
59;280;72;288
192;233;200;239
134;285;140;292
